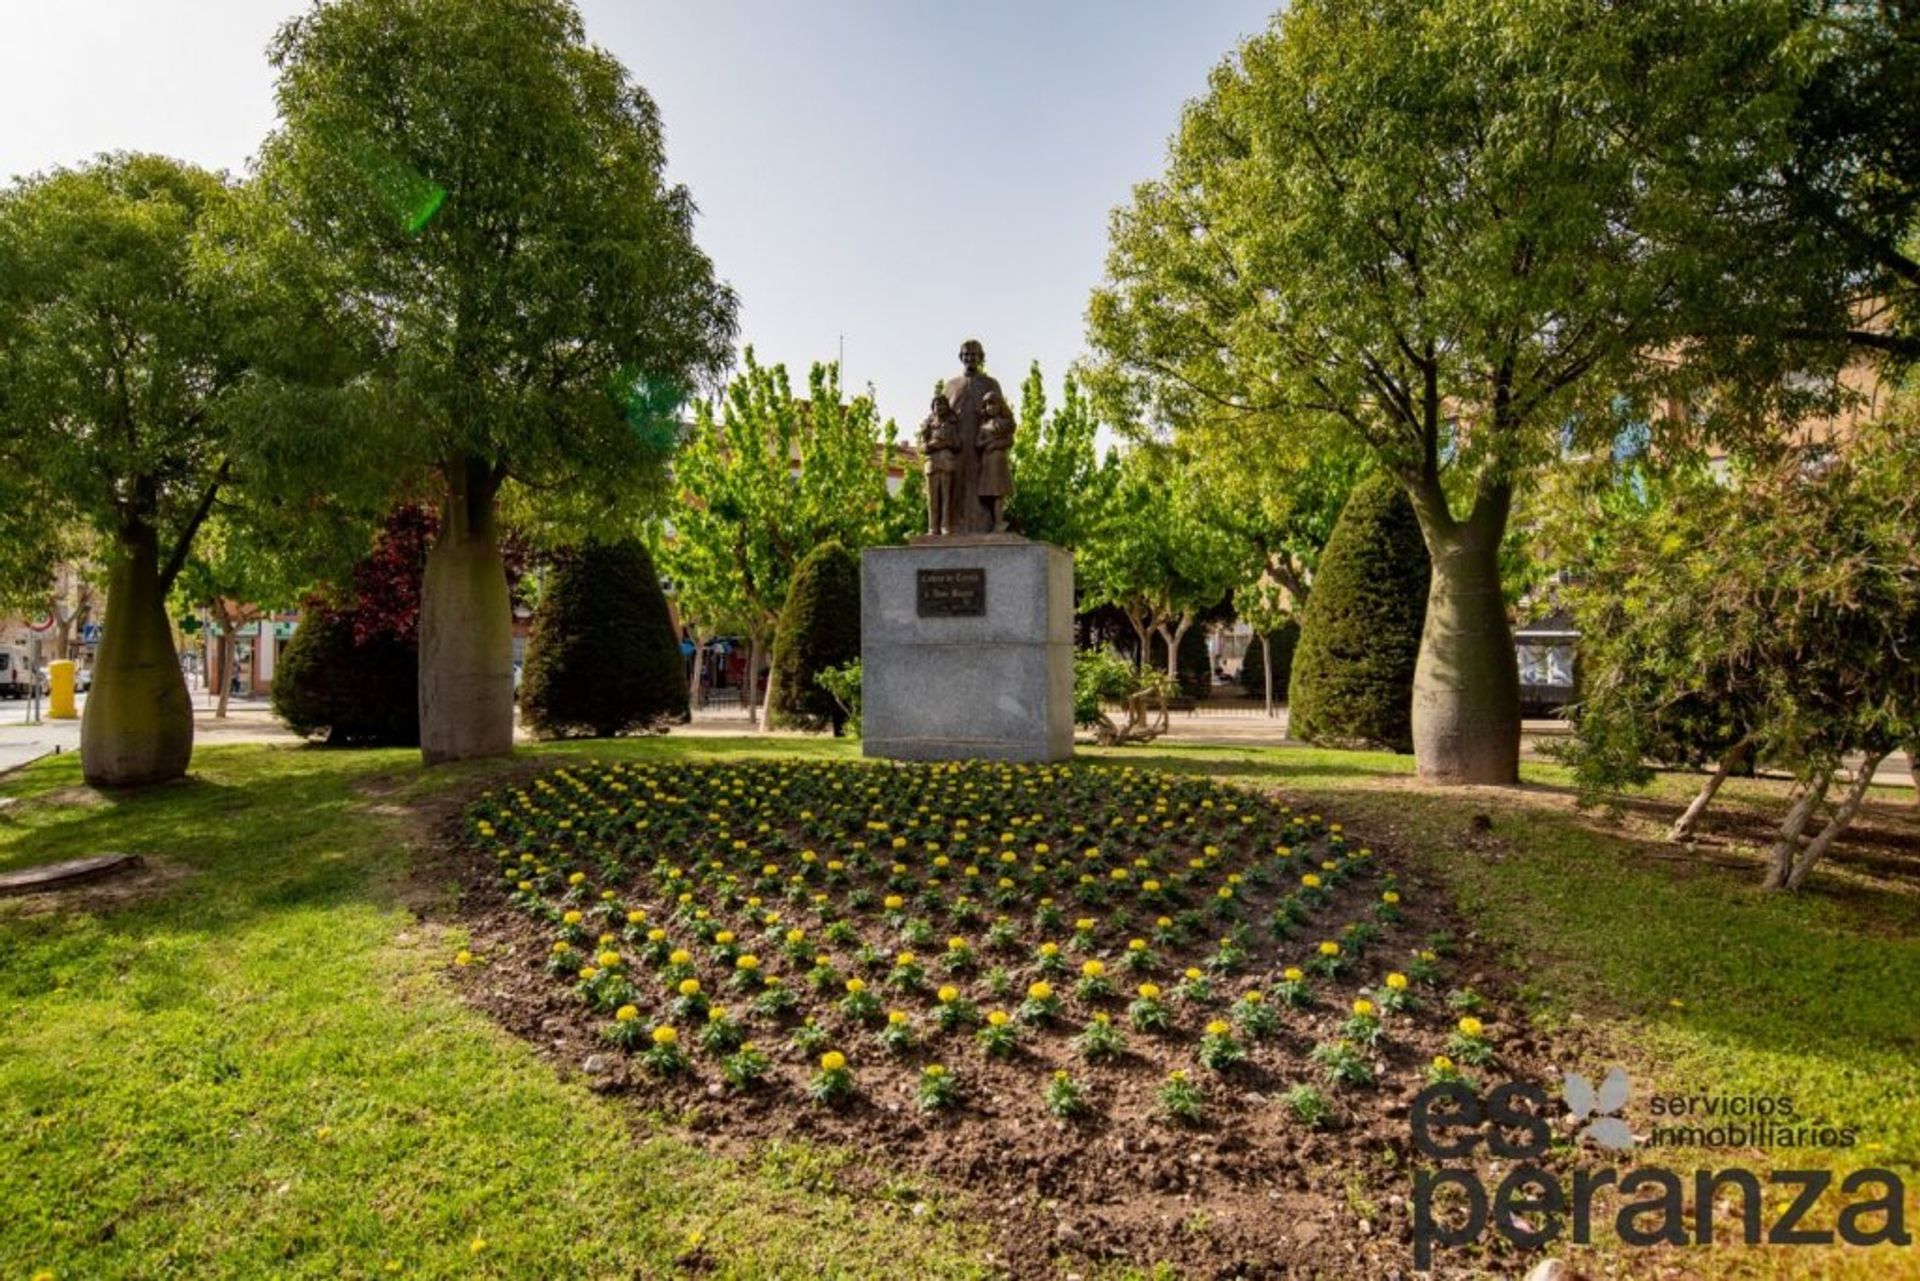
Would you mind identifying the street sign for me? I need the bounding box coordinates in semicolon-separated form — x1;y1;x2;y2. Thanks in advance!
25;613;52;633
80;622;102;644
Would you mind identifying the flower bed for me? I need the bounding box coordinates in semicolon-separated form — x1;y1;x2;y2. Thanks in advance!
451;758;1548;1275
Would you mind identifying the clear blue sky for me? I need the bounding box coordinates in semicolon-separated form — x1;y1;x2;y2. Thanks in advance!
1;1;1276;430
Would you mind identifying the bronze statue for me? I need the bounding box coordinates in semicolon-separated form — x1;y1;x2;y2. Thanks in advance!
976;387;1014;533
935;338;1014;536
919;391;962;536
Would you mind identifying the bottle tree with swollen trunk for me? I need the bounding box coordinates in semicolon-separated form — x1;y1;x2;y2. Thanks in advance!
1086;0;1849;783
0;156;303;786
256;0;736;764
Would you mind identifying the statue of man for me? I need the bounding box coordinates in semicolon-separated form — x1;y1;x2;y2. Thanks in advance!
941;338;1005;535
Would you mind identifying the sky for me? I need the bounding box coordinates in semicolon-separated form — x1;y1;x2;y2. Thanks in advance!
0;0;1277;430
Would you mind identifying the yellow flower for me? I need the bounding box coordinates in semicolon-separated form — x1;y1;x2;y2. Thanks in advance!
1039;942;1059;957
895;951;917;966
1216;886;1233;899
1137;983;1162;1000
845;977;866;994
1081;960;1106;978
652;1025;679;1045
1242;990;1263;1004
648;928;667;942
454;949;473;966
1352;998;1375;1017
626;910;646;924
1385;972;1409;990
1155;916;1172;928
1183;967;1203;981
567;872;586;886
1318;941;1341;957
1458;1016;1485;1038
1301;874;1322;889
1074;917;1095;931
677;978;701;997
1142;880;1161;892
736;954;762;973
669;949;692;966
937;985;959;1003
1419;949;1438;962
1205;1020;1231;1037
820;1050;847;1071
1382;890;1401;904
615;1004;639;1022
599;950;621;968
715;930;735;945
884;895;904;909
1432;1054;1455;1071
563;909;584;924
471;1236;488;1254
987;1010;1010;1027
924;1063;947;1078
1283;967;1304;982
888;1009;908;1025
578;966;598;981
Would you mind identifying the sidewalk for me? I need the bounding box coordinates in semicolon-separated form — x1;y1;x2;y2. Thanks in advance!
0;692;299;776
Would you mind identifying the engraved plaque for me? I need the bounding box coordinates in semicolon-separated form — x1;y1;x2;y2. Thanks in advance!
917;567;986;617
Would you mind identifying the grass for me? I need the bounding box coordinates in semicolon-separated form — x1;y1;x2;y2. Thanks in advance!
0;739;988;1281
4;735;1915;1279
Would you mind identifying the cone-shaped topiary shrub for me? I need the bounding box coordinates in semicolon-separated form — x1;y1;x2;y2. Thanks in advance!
770;539;862;733
1288;474;1431;751
519;539;686;738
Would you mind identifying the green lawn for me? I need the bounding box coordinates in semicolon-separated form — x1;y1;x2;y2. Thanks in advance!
0;740;989;1281
3;737;1914;1279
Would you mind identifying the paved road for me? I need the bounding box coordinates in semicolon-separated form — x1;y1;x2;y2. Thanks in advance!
0;699;82;775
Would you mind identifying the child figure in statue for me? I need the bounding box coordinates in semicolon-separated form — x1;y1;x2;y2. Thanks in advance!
976;388;1015;533
919;391;963;536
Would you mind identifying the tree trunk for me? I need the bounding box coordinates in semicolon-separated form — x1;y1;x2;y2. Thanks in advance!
1906;747;1919;808
689;638;707;710
1164;615;1192;682
1261;634;1274;718
1410;514;1520;784
1123;610;1151;675
760;635;780;731
419;456;513;765
1669;737;1751;842
1762;769;1833;890
1783;752;1887;890
215;626;232;720
742;634;761;722
81;523;192;787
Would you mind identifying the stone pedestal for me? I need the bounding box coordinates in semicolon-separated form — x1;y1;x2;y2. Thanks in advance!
861;538;1073;762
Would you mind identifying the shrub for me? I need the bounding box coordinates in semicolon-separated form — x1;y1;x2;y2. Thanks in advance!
1288;474;1430;751
770;540;862;733
815;660;862;736
1239;619;1300;702
274;598;423;746
519;539;687;738
271;505;434;747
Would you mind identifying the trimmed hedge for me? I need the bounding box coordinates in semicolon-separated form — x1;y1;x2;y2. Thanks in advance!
771;540;862;733
273;599;422;746
1287;474;1430;751
519;540;687;738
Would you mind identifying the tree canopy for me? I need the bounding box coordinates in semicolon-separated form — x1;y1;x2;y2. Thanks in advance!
254;0;737;763
1086;0;1877;783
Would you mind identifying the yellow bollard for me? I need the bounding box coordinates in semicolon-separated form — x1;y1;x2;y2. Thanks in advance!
48;659;77;720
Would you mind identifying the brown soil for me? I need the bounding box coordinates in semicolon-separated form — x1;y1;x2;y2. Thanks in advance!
432;759;1604;1279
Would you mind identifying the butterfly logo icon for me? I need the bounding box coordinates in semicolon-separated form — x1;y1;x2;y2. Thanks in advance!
1563;1066;1635;1150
